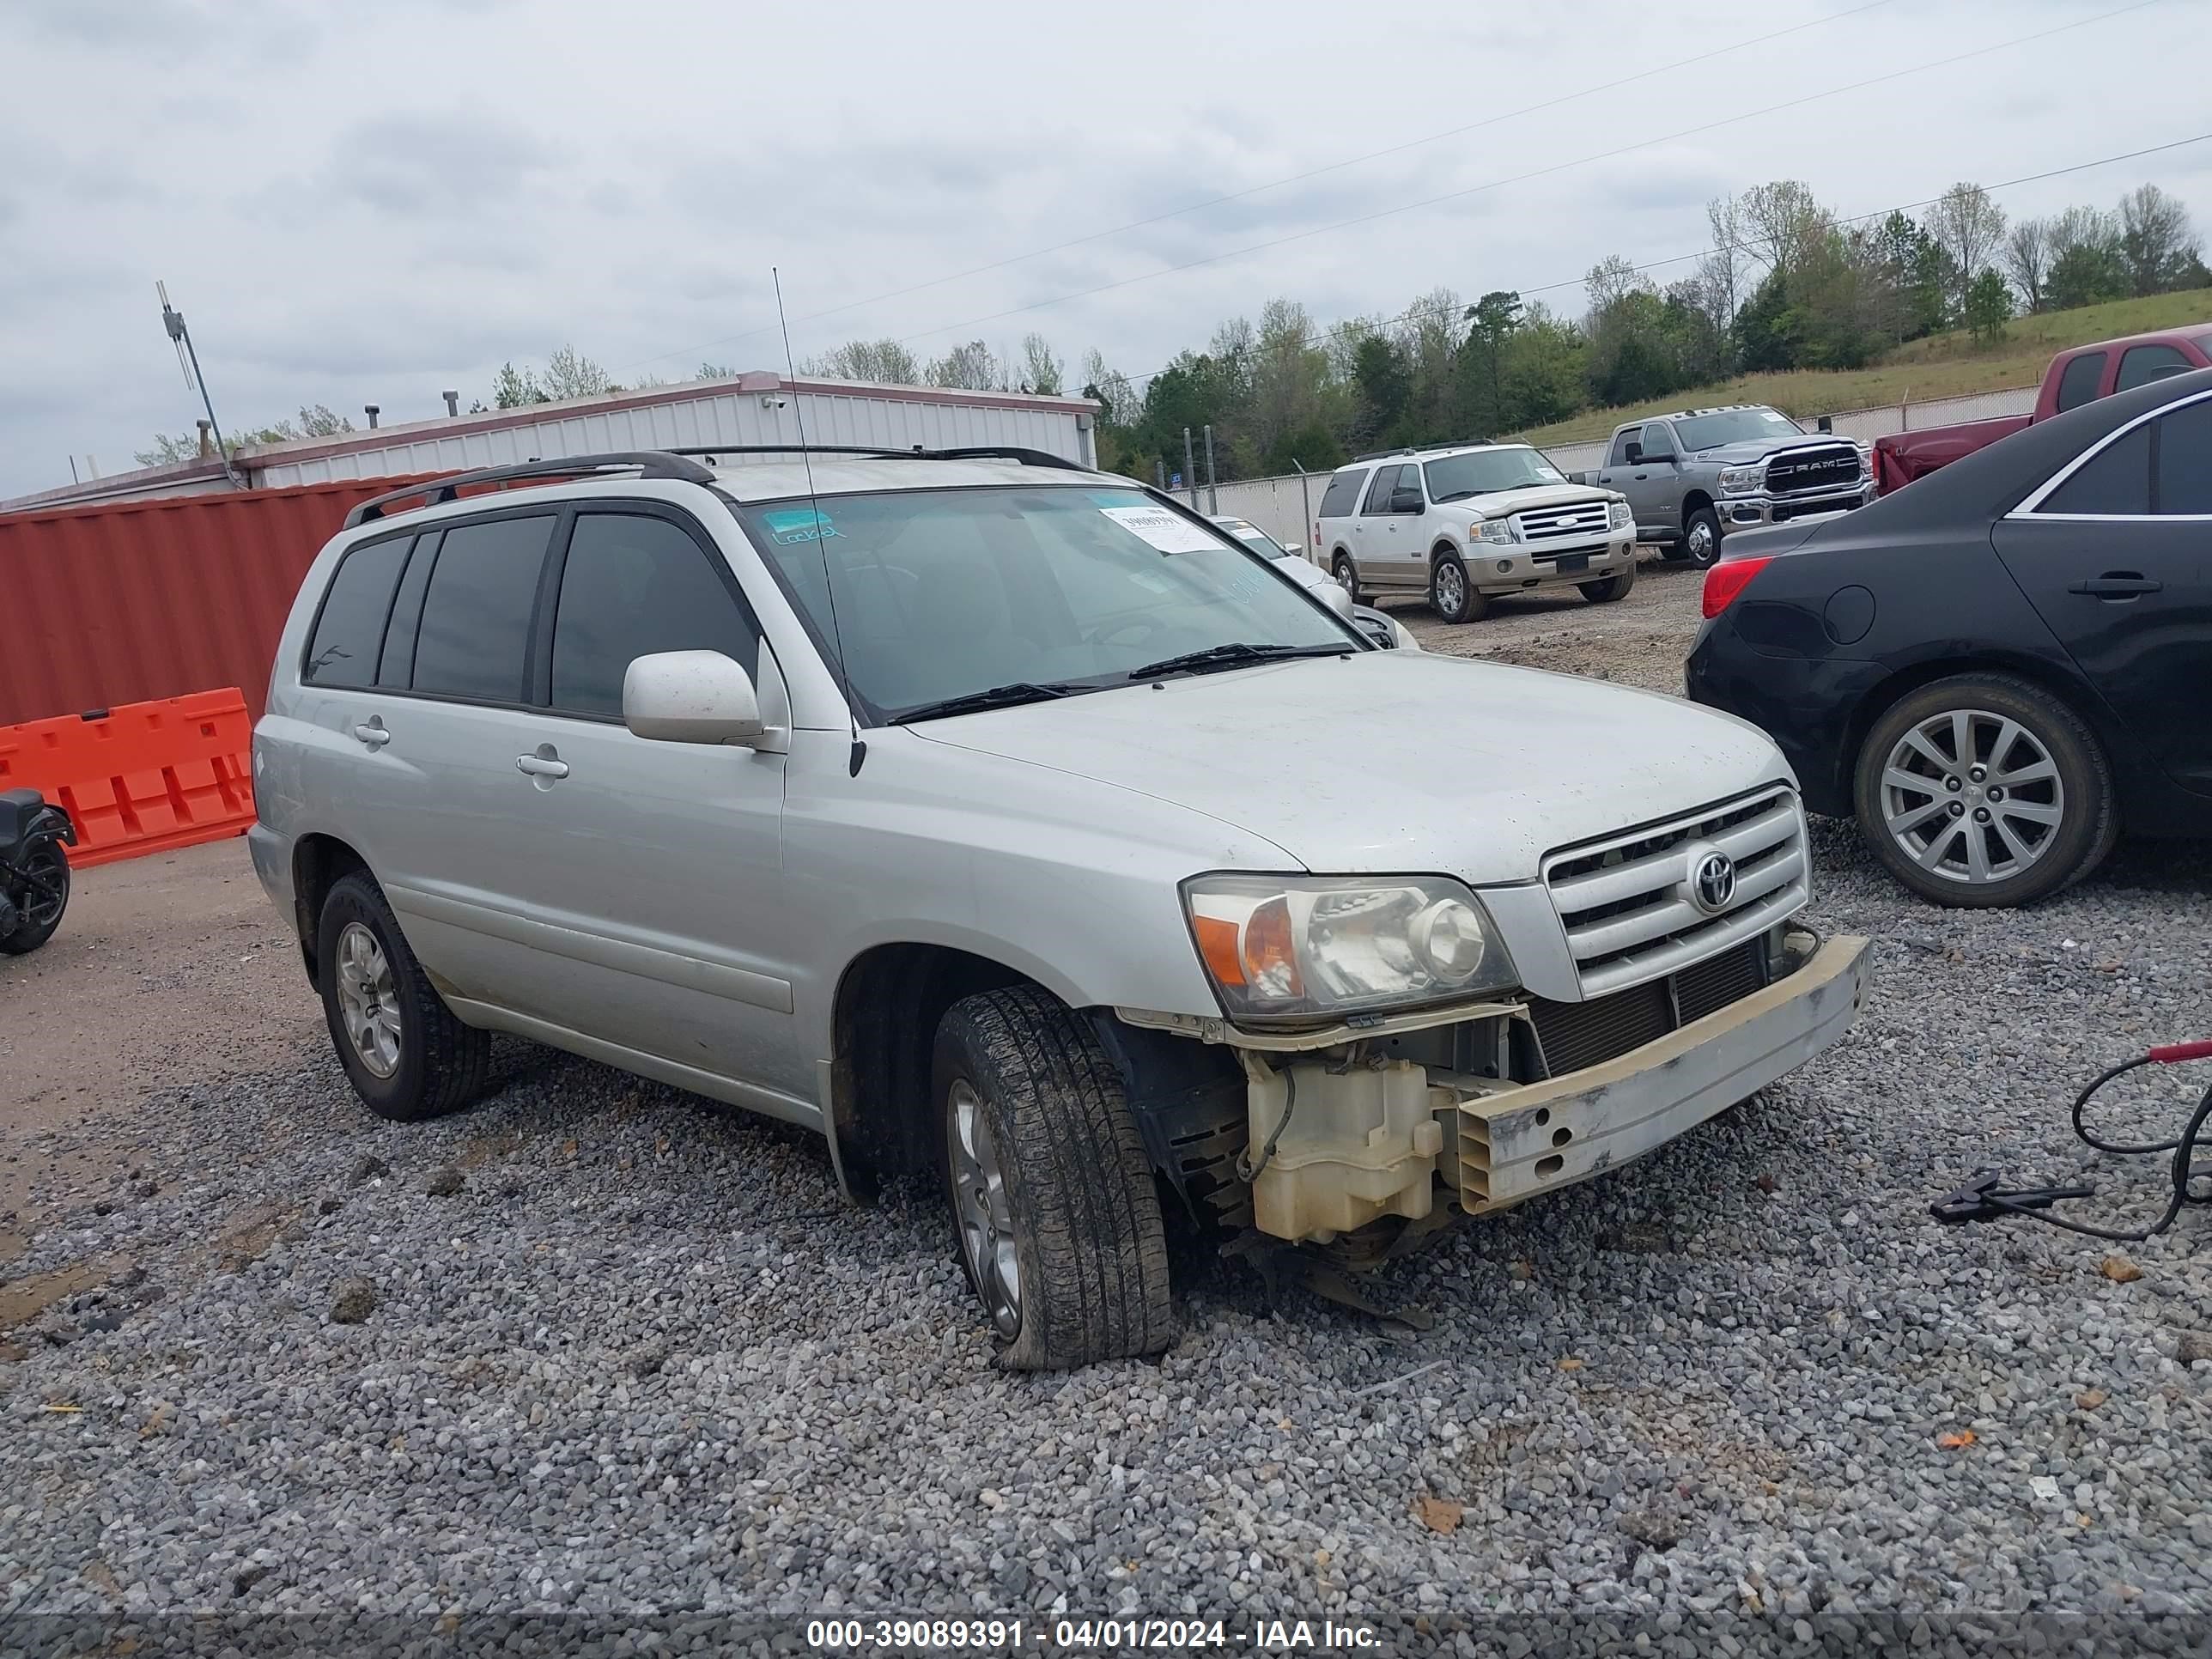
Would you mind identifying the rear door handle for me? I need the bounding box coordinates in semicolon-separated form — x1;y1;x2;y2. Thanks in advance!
515;753;569;779
2069;574;2163;599
352;720;391;749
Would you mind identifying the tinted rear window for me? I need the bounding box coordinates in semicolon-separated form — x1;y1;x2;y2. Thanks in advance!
410;515;556;702
2040;423;2151;515
2154;398;2212;514
1318;470;1367;518
2053;351;2106;412
304;534;412;688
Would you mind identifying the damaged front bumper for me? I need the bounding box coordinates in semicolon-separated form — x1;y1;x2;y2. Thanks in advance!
1127;928;1869;1244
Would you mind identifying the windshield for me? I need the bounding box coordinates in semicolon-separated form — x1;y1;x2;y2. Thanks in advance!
1224;526;1286;557
733;486;1358;721
1669;408;1804;451
1421;447;1565;503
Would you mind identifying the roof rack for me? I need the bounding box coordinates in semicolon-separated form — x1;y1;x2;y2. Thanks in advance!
340;443;1097;530
1349;435;1497;462
342;453;717;527
664;442;1089;473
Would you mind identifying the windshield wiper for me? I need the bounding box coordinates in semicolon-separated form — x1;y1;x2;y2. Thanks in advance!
890;682;1090;724
1127;642;1349;681
1432;489;1487;503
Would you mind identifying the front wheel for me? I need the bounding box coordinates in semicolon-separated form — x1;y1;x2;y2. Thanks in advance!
1331;552;1361;605
0;842;70;956
1430;553;1487;623
933;987;1173;1370
1579;560;1637;604
1853;673;2117;908
1682;507;1723;568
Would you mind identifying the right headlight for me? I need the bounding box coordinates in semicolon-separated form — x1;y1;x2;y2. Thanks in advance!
1608;500;1633;532
1182;873;1517;1023
1719;465;1765;495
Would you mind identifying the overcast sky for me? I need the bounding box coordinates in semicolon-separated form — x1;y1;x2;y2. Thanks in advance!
3;0;2209;499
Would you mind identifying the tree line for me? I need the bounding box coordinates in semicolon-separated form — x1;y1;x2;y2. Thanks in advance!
137;179;2206;480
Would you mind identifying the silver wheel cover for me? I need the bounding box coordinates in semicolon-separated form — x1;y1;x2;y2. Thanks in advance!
1879;708;2066;885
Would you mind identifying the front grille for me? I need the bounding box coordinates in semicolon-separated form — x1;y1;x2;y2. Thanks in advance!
1514;501;1613;543
1764;445;1862;495
1770;493;1860;523
1542;787;1808;998
1525;939;1768;1078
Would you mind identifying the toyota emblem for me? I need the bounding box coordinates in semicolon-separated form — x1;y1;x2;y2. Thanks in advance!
1690;849;1736;914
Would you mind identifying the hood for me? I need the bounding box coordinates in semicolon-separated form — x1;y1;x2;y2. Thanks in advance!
910;653;1789;885
1689;434;1854;465
1444;482;1621;514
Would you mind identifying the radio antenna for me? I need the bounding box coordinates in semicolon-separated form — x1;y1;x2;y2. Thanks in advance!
772;266;865;777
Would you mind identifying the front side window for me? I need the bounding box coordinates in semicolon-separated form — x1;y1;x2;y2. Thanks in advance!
409;515;556;702
305;534;412;688
732;486;1358;722
1362;465;1407;514
2039;423;2152;516
1668;409;1801;451
550;513;758;718
1317;470;1368;518
2116;343;2193;393
1608;428;1641;467
1424;447;1567;502
2054;351;2106;411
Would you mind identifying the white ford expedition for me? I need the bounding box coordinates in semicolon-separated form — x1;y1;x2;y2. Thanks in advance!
1314;441;1638;623
249;447;1869;1370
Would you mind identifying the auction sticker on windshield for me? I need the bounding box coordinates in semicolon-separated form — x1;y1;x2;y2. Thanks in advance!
1099;504;1221;554
762;507;839;545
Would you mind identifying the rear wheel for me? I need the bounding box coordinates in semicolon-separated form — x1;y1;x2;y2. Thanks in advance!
0;842;70;955
933;986;1173;1370
1430;553;1486;623
1331;552;1361;605
318;872;489;1120
1853;673;2117;908
1579;560;1637;604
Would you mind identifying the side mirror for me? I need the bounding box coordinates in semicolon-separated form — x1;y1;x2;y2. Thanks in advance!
1624;443;1645;466
623;650;765;744
1390;488;1424;514
1317;580;1355;621
1281;541;1304;556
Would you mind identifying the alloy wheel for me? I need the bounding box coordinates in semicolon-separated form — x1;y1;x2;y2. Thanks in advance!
335;921;403;1079
1435;561;1466;617
1878;708;2066;885
947;1079;1022;1339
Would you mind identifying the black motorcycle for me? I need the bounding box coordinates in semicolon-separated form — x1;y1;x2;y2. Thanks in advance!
0;788;75;956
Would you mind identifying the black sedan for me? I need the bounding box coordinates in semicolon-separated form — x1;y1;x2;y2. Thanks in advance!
1687;366;2211;908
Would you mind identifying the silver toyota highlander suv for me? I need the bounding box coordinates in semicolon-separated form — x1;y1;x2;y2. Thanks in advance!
250;447;1869;1370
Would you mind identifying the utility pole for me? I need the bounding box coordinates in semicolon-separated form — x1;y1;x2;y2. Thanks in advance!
158;282;243;489
1182;428;1196;510
1203;424;1218;514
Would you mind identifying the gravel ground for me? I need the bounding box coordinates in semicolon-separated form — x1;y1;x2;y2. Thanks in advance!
5;579;2212;1655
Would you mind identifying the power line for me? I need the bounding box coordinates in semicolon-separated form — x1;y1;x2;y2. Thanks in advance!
1103;131;2212;395
891;0;2162;349
617;0;1897;374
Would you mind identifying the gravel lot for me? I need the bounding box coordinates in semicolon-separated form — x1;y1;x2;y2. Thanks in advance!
5;561;2211;1655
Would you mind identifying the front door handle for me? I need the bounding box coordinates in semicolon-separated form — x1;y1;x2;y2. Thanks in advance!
2069;574;2163;599
352;719;391;749
515;751;569;779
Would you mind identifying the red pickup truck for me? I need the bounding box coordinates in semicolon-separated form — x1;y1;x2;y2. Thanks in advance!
1873;323;2212;493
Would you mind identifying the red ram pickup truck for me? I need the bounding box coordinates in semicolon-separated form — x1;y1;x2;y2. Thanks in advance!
1874;323;2212;493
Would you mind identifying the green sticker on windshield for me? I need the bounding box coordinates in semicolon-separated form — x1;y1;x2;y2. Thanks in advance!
762;507;838;545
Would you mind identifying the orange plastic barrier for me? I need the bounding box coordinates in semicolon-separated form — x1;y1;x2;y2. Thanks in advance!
0;689;256;868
